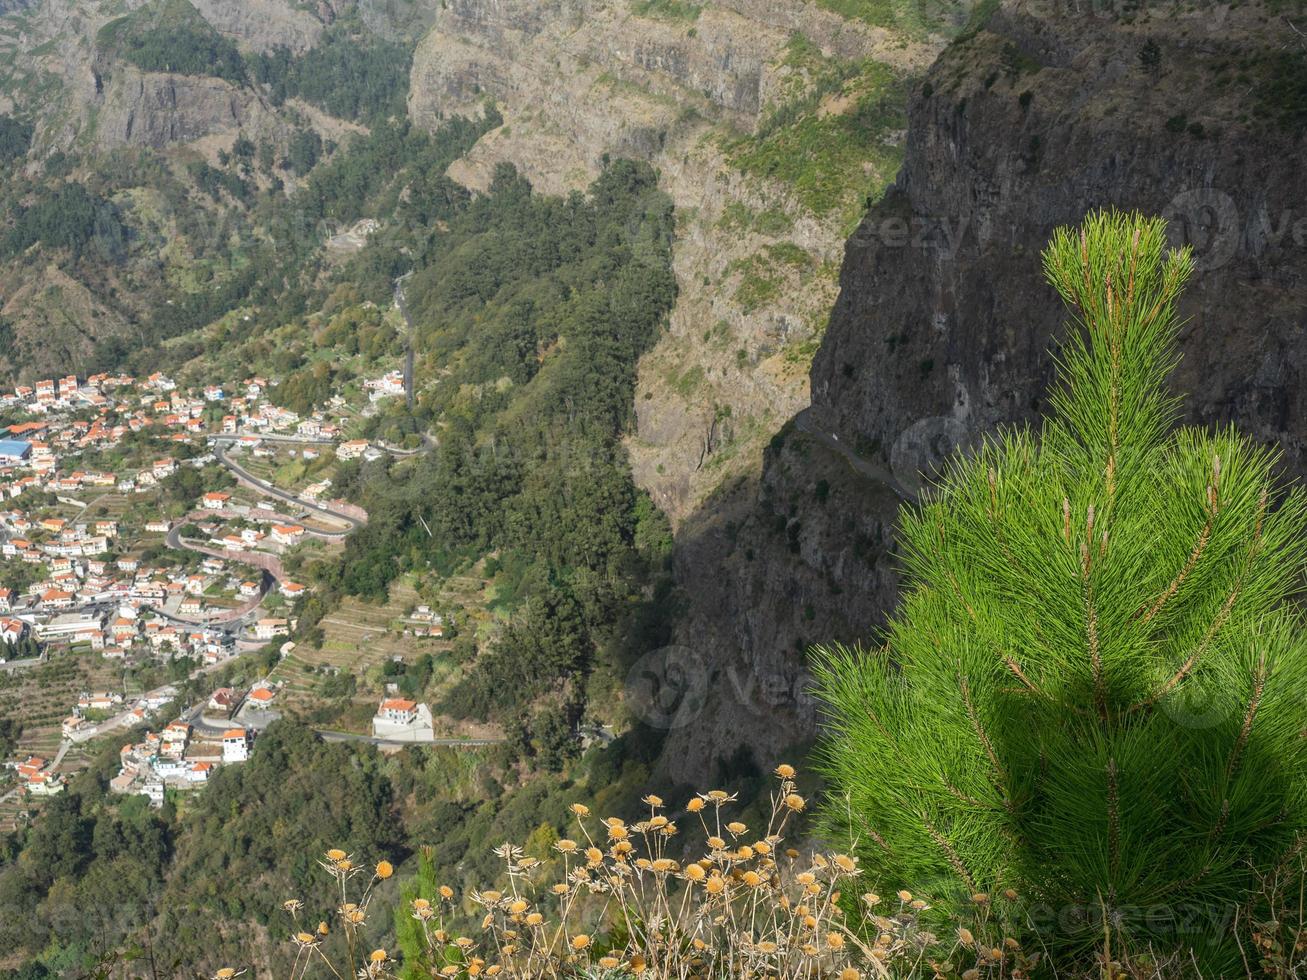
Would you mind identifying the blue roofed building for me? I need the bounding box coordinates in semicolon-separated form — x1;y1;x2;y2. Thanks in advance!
0;439;32;462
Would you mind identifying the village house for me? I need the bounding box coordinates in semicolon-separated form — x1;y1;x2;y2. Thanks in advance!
376;698;418;726
254;618;288;640
222;728;251;763
271;524;305;547
247;685;278;710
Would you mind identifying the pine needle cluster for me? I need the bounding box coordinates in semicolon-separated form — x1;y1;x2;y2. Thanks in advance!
813;211;1307;972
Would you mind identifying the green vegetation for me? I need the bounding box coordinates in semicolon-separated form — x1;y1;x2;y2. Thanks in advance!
810;0;964;37
0;115;32;164
629;0;703;21
1;182;126;261
728;243;814;314
814;213;1307;972
248;25;414;124
317;161;678;767
1254;50;1307;133
729;59;907;225
97;0;247;85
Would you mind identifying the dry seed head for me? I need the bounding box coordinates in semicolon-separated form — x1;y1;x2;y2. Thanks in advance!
374;860;393;879
686;797;704;813
775;764;796;779
643;794;663;807
570;803;590;817
571;934;591;950
784;793;806;811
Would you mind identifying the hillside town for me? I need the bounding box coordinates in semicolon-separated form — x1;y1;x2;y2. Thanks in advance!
0;367;393;808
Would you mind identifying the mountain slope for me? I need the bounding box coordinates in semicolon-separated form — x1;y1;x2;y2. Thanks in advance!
659;0;1307;778
407;0;952;521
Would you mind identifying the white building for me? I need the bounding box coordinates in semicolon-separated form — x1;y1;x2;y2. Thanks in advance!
222;728;251;763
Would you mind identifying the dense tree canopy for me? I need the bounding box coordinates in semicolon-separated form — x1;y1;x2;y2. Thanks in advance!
324;160;677;754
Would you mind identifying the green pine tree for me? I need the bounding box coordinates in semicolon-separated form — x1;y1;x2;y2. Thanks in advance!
812;211;1307;970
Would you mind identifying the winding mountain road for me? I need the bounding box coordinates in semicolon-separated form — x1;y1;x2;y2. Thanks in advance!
210;440;362;533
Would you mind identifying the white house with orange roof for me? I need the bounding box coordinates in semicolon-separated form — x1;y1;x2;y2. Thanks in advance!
222;728;251;763
201;491;232;510
271;524;305;547
371;698;434;741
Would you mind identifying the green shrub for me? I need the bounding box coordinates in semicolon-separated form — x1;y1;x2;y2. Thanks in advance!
813;212;1307;972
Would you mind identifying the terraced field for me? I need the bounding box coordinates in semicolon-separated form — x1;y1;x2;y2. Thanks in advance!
0;652;127;830
269;568;496;733
270;577;430;697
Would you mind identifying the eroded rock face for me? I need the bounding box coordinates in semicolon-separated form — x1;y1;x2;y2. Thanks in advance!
658;0;1307;781
813;2;1307;482
410;0;942;526
94;66;274;148
190;0;324;53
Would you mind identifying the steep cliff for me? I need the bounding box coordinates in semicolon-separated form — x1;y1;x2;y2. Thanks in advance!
408;0;945;522
659;0;1307;778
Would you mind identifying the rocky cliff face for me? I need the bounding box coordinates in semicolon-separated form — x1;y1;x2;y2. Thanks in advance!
409;0;942;524
813;0;1307;484
93;65;277;149
2;0;317;155
658;0;1307;779
189;0;323;53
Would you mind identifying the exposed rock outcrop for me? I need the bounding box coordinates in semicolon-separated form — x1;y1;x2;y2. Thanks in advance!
189;0;324;53
659;0;1307;780
410;0;942;523
93;65;276;148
